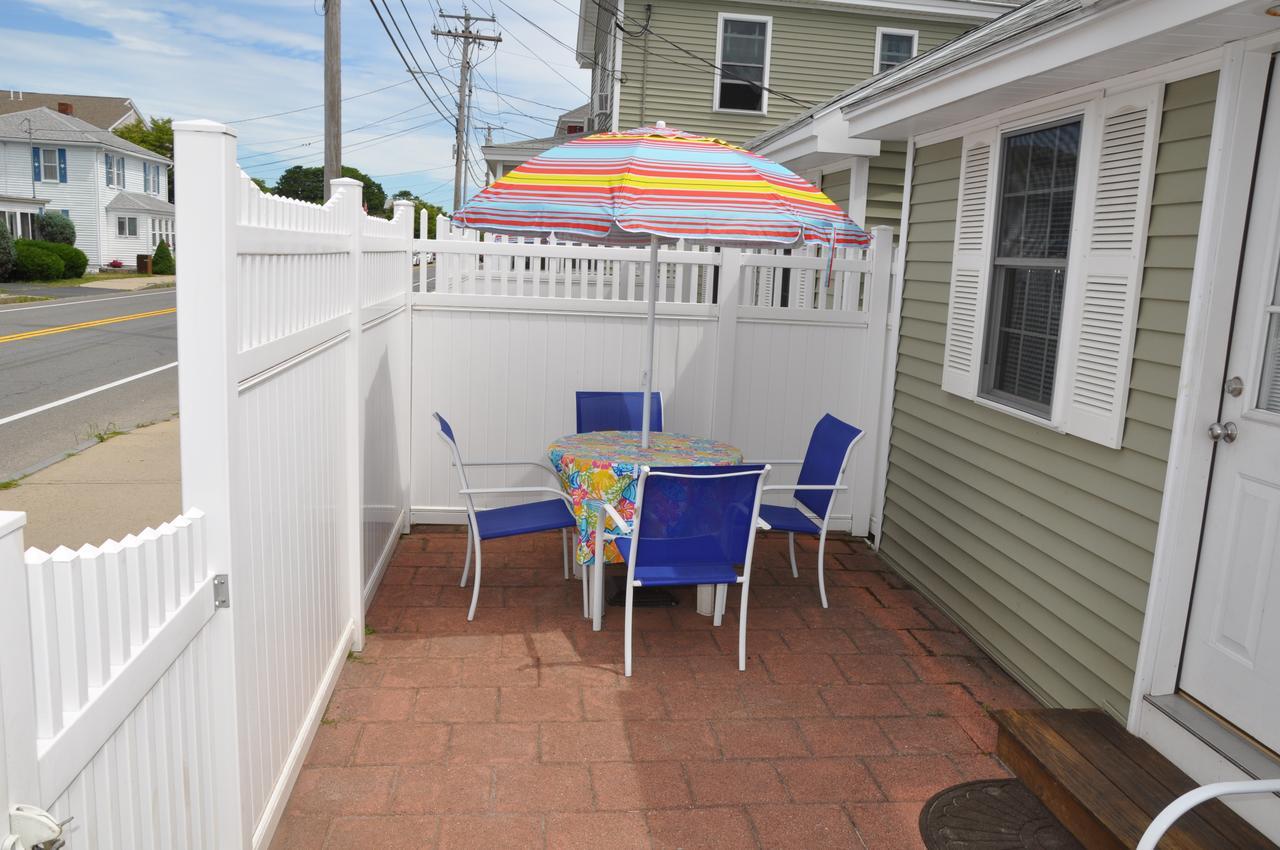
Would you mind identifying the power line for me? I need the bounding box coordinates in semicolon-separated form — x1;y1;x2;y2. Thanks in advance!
376;0;459;125
246;116;451;170
398;0;459;111
226;79;415;123
240;102;435;160
490;0;590;95
367;0;457;129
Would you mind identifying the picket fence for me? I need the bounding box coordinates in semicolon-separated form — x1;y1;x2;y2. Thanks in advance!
0;118;894;849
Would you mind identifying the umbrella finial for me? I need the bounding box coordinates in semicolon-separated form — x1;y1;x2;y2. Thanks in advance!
655;120;666;129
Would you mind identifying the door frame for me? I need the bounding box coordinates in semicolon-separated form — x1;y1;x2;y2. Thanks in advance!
1130;33;1279;771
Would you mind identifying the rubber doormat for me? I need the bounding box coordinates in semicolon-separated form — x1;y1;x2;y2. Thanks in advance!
919;779;1085;849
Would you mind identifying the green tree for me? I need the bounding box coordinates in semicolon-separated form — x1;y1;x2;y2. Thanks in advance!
152;239;175;275
115;118;174;202
0;218;15;281
273;165;386;212
387;189;445;239
36;212;75;245
249;177;270;194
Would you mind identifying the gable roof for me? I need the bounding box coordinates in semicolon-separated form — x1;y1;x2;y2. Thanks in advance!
0;108;170;163
0;91;141;130
106;191;175;214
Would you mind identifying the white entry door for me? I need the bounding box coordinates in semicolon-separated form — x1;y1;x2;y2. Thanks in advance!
1179;58;1280;756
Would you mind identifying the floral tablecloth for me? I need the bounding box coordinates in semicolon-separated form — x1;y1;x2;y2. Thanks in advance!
548;431;744;565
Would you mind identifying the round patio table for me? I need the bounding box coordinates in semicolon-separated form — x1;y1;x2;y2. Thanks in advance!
548;430;744;567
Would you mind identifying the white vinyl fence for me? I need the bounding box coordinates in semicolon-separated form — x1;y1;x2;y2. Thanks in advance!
412;217;895;535
0;120;415;850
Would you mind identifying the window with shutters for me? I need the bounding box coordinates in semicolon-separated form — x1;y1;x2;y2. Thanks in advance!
714;14;770;114
938;85;1163;448
980;119;1081;417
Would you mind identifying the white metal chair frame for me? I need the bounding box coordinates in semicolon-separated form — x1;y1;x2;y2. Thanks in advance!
1136;779;1280;850
756;429;863;608
589;465;771;676
433;415;580;621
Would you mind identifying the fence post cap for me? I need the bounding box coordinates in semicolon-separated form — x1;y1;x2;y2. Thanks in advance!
0;510;27;537
174;119;236;137
330;176;363;187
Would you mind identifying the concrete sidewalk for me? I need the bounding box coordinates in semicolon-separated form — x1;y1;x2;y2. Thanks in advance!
0;418;181;552
80;274;175;291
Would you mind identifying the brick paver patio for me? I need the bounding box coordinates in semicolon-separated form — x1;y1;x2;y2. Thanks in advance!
271;526;1040;850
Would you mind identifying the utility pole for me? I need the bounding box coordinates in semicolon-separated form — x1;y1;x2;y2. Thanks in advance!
323;0;341;201
433;12;500;210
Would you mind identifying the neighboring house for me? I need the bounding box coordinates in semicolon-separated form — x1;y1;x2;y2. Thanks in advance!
0;90;145;130
0;107;173;269
752;0;1280;835
484;0;1013;223
481;103;591;185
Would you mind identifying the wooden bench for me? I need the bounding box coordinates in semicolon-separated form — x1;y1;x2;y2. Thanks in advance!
993;708;1276;849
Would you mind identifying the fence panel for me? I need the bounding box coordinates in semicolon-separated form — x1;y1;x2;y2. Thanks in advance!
173;121;412;848
0;509;233;850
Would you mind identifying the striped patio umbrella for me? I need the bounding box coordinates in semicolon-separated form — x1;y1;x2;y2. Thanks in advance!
453;122;870;445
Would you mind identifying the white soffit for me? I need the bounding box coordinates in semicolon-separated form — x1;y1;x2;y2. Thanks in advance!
755;111;882;168
842;0;1280;139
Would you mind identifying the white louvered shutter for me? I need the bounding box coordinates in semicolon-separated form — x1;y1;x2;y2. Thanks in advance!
941;130;998;397
1062;86;1163;447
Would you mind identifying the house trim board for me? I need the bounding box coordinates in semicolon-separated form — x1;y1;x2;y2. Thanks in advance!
1129;41;1272;729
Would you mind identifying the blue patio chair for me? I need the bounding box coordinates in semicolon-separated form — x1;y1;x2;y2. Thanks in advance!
757;414;864;609
434;412;580;621
591;464;770;676
575;391;664;433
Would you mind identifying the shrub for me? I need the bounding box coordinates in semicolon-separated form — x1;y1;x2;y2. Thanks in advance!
0;218;13;281
13;242;65;281
20;240;88;278
108;259;124;268
36;212;75;245
152;239;175;274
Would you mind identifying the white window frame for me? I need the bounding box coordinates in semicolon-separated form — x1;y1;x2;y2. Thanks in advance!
105;153;115;187
117;215;138;238
40;148;59;183
712;12;772;116
115;156;125;189
874;27;918;75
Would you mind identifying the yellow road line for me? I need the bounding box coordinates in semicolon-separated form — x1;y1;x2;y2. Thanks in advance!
0;307;175;344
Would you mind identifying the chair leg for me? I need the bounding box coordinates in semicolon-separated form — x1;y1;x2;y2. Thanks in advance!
592;536;605;632
460;531;474;588
817;528;829;609
624;580;635;677
467;539;483;621
712;584;727;627
737;580;751;672
788;532;799;579
580;548;590;619
562;528;570;580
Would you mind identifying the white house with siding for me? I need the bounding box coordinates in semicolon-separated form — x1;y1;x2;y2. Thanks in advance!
0;106;172;269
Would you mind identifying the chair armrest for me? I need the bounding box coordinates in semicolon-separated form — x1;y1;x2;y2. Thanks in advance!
460;486;573;508
762;484;848;492
585;498;631;534
744;459;805;465
756;517;772;531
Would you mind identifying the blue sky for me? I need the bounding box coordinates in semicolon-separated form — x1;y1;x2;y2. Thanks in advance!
3;0;591;208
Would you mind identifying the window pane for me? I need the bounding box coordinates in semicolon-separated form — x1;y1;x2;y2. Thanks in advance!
1260;314;1280;415
990;267;1065;409
722;20;765;63
983;119;1079;413
879;32;915;70
42;149;58;179
118;218;126;236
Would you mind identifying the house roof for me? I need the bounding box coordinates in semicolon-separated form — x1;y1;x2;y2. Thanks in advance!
0;108;170;163
482;131;590;165
106;191;175;215
0;194;49;206
0;91;141;130
751;0;1280;148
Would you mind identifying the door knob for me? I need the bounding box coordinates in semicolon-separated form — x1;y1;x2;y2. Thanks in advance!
1208;421;1238;443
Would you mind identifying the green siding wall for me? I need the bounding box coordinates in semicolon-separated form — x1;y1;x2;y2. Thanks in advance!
821;168;851;211
617;0;974;144
878;72;1219;721
866;140;908;233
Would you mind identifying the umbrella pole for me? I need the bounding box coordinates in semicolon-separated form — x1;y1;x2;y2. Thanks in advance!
640;235;658;449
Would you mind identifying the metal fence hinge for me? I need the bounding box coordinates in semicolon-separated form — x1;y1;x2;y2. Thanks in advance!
213;575;230;609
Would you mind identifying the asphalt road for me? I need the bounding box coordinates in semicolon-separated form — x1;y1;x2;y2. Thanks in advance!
0;289;177;480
